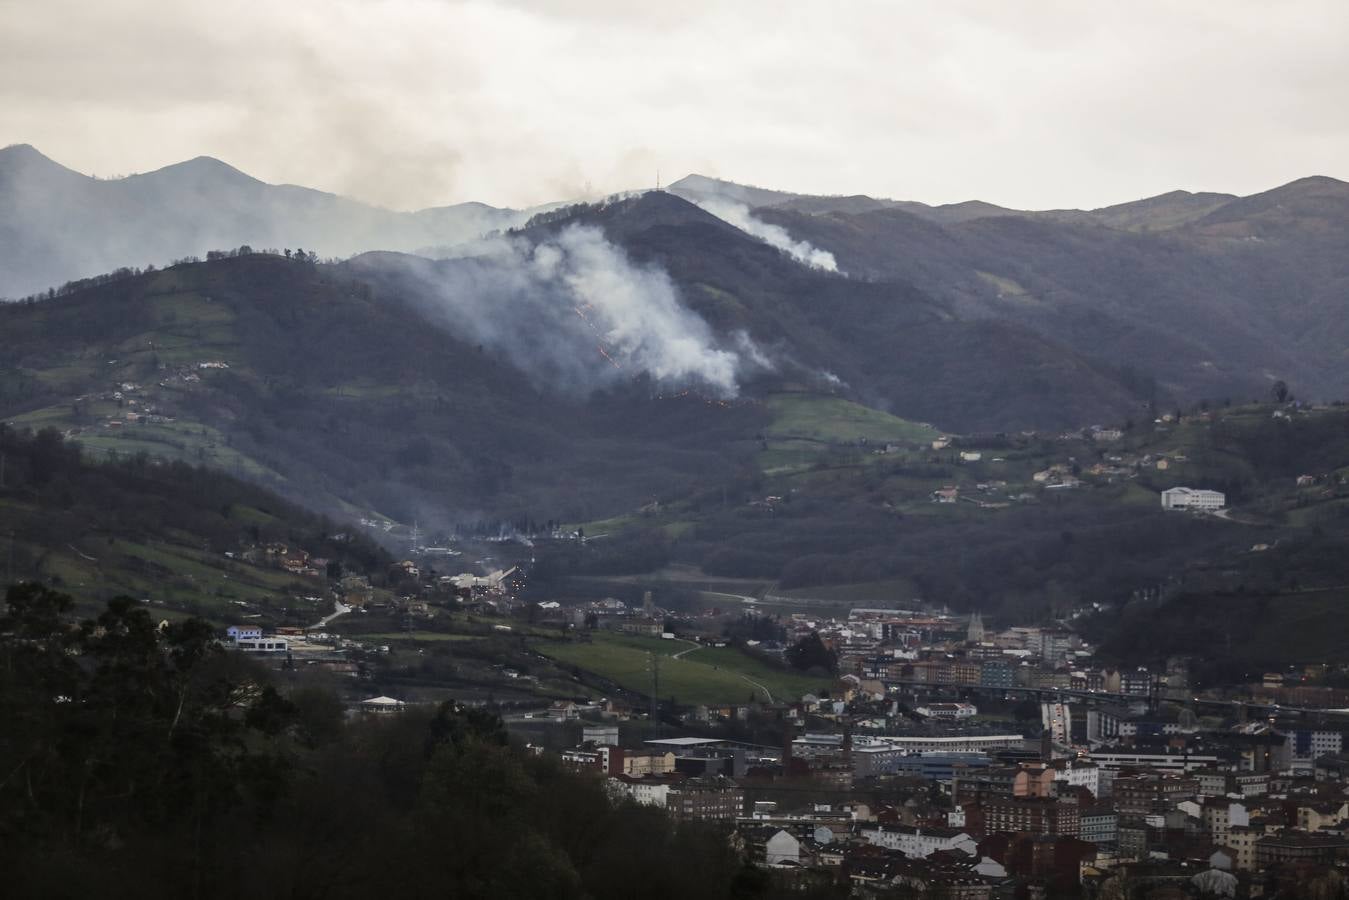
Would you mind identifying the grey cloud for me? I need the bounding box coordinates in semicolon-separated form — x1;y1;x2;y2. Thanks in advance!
0;0;1346;210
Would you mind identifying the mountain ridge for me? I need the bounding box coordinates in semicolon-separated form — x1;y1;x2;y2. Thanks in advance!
0;144;532;298
5;147;1348;430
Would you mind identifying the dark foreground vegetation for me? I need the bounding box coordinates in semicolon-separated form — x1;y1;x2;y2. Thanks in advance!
0;584;798;899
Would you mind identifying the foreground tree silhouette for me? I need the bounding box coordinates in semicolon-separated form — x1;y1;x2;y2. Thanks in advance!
0;585;769;900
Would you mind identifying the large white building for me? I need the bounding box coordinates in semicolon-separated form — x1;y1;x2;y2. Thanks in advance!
859;824;978;858
605;776;671;807
225;624;287;652
916;702;978;720
794;733;1025;758
1086;749;1219;772
1161;487;1226;511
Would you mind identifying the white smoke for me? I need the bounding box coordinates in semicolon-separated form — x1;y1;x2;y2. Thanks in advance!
536;226;743;391
358;224;768;397
732;329;776;371
817;370;846;389
693;197;840;272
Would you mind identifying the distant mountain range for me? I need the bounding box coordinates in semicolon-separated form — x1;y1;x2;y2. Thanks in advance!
667;172;1243;229
0;144;530;298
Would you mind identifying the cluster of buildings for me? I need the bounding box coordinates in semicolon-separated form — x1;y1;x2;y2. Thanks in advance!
527;600;1349;896
64;363;247;439
545;700;1349;896
229;541;332;578
775;609;1172;704
921;420;1235;511
730;754;1349;896
62;378;178;437
559;729;749;822
536;591;672;637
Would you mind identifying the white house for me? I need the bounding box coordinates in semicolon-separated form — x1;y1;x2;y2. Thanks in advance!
226;625;263;642
1161;487;1225;511
916;702;978;719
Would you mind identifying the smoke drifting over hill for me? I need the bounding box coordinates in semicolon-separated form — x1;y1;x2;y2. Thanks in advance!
692;196;840;272
358;224;767;396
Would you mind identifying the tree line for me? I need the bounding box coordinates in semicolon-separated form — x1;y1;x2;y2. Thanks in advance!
0;584;813;899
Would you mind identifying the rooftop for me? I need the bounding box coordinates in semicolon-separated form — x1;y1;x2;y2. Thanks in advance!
646;737;724;747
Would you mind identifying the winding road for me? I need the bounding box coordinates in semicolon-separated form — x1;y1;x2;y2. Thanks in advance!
668;637;774;701
670;637;704;659
739;676;774;703
310;600;351;630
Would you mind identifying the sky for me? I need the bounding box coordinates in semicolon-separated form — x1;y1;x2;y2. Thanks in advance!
2;0;1347;211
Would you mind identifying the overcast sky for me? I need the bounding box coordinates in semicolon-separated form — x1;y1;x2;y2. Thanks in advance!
3;0;1347;211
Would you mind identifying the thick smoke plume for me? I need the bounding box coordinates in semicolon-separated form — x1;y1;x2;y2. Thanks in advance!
364;224;766;396
693;197;839;272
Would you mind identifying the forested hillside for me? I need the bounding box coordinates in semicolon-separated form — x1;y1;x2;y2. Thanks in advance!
0;252;766;527
0;585;771;899
683;174;1349;409
512;192;1151;431
0;425;390;619
532;402;1349;673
